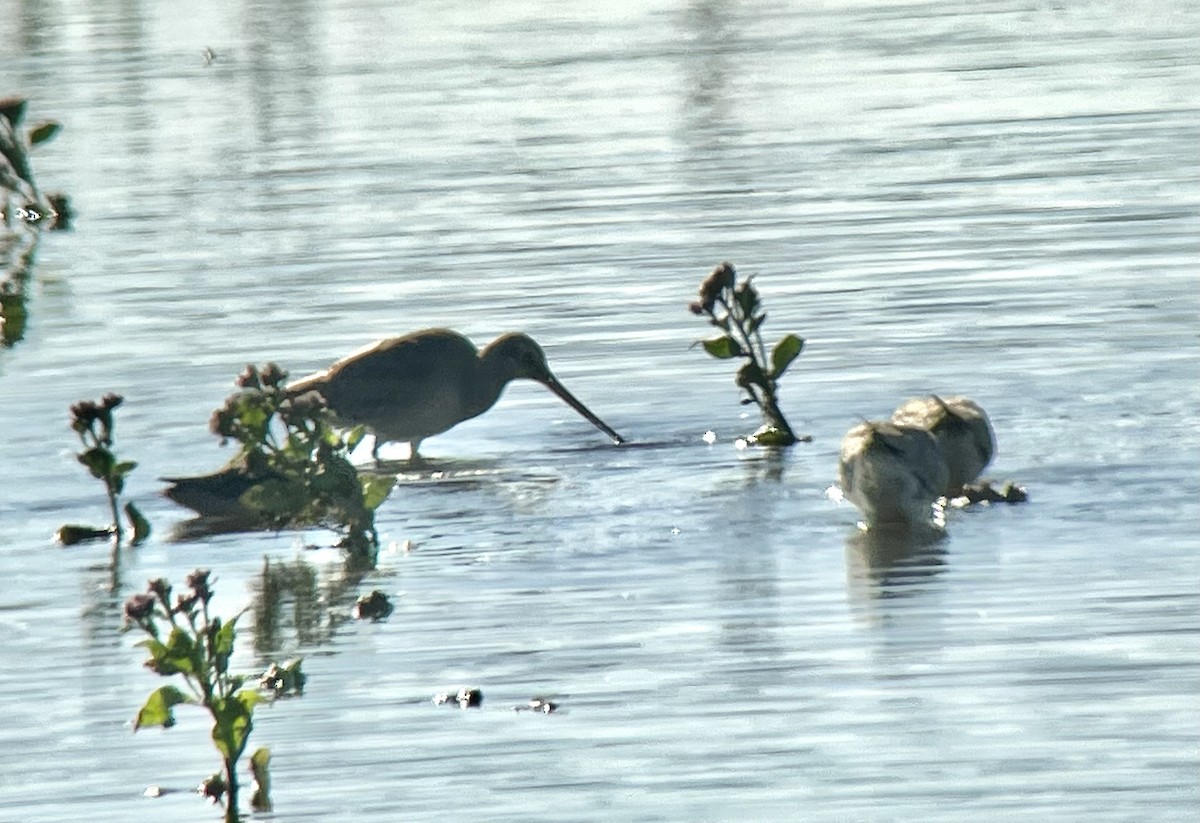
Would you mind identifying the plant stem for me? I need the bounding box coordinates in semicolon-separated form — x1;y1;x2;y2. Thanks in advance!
224;756;240;823
105;477;123;545
718;296;758;367
710;291;798;444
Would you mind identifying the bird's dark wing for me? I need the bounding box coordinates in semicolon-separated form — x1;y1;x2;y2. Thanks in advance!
305;330;480;440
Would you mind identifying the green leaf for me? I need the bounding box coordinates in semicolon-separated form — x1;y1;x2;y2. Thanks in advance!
239;478;307;519
251;747;271;770
133;685;193;731
360;475;397;512
735;361;765;389
702;336;743;359
210;694;254;761
211;614;238;675
78;447;116;479
125;502;151;545
114;460;139;476
28;120;62;146
250;747;273;812
734;279;758;316
236;688;263;713
770;334;804;379
139;627;198;676
345;425;368;453
748;312;767;334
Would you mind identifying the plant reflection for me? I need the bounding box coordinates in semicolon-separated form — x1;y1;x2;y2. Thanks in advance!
0;232;36;347
2;97;70;349
738;448;788;484
249;556;365;663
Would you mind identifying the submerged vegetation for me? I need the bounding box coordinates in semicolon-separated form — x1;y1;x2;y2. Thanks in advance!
690;262;806;446
124;570;295;822
58;393;151;547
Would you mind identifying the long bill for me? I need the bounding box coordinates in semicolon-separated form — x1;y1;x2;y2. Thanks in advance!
541;376;625;445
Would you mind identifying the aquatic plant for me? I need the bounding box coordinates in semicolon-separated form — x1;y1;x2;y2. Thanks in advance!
352;589;394;621
2;98;70;348
205;363;395;562
689;262;805;446
124;570;295;821
0;95;69;229
58;393;150;546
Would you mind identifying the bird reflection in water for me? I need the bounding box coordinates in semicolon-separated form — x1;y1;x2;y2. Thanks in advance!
844;522;948;596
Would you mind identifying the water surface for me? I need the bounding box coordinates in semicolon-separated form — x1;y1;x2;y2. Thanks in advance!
1;1;1198;821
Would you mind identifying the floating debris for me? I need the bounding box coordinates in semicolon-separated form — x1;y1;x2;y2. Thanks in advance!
513;696;558;714
55;524;114;545
259;658;306;697
954;481;1028;506
352;590;393;621
433;687;483;708
197;771;227;805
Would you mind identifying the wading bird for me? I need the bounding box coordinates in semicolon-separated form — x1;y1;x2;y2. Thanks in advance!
890;395;995;495
838;419;950;528
163;329;624;520
286;329;624;461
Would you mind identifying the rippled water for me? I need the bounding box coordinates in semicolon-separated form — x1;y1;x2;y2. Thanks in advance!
2;1;1198;820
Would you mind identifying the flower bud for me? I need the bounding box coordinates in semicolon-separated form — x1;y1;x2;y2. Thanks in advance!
123;592;156;624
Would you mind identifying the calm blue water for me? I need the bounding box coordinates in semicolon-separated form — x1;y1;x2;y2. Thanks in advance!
2;1;1198;821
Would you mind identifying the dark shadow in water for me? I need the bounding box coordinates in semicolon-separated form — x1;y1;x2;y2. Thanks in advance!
169;512;277;542
166;454;565;547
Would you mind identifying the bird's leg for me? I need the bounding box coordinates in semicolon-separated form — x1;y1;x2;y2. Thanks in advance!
406;439;425;468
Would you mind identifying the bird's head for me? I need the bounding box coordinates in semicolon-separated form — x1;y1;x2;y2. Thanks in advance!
483;332;554;384
481;332;625;445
